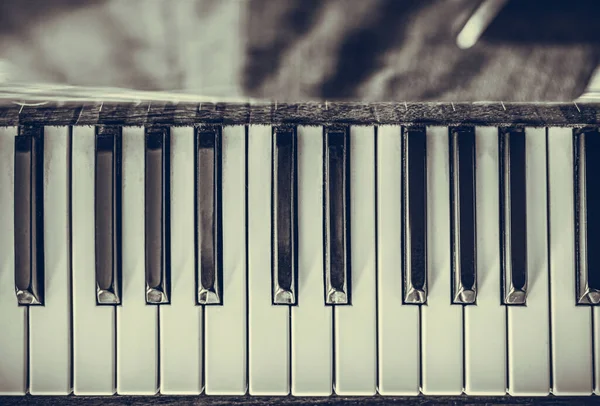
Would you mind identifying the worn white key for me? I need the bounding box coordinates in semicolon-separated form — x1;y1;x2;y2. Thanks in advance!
548;127;592;395
507;128;550;396
291;126;332;396
29;127;71;395
595;308;600;394
72;126;116;395
334;126;377;395
0;127;27;395
377;125;419;395
464;127;506;395
117;127;158;395
205;126;247;395
159;127;202;394
422;126;462;395
248;125;289;395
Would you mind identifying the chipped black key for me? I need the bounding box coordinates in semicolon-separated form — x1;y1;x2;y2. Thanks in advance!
14;126;44;305
196;126;223;305
575;129;600;305
95;126;122;305
272;127;298;305
500;128;527;305
450;128;477;304
403;127;427;304
324;127;350;305
145;127;170;304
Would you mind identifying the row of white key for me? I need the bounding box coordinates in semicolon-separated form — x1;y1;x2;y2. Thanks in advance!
0;125;597;396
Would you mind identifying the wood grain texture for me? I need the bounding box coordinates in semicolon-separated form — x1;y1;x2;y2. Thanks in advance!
0;395;599;405
1;102;600;127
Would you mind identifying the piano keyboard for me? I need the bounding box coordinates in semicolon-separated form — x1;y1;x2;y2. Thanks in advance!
0;102;600;401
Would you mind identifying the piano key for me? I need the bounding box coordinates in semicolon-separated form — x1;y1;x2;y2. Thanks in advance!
507;127;550;396
403;127;427;304
500;128;528;305
291;126;333;396
205;126;247;395
29;126;71;395
196;127;222;305
0;126;27;395
272;127;297;305
159;127;203;395
248;125;290;395
377;125;420;395
95;127;121;305
548;127;592;395
574;130;600;304
595;307;600;394
144;127;170;304
117;127;158;395
450;127;477;304
421;126;462;395
324;127;350;305
14;126;43;305
72;126;116;395
334;126;376;395
464;127;506;395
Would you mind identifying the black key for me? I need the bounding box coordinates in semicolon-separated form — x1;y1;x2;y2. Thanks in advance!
575;129;600;305
402;127;427;304
14;126;44;305
500;128;527;305
145;127;170;304
95;126;122;305
272;127;298;305
324;127;350;305
450;128;477;304
196;126;223;305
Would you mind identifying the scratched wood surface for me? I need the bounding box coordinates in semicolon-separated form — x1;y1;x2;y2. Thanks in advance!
0;102;600;127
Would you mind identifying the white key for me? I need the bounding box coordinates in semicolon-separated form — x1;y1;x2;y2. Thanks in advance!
376;125;419;395
205;126;247;395
334;126;377;395
0;127;27;395
72;127;116;395
29;127;72;395
422;126;462;395
291;126;332;396
117;127;158;395
159;128;202;394
507;127;550;396
548;127;592;395
464;127;506;395
248;125;289;395
595;308;600;394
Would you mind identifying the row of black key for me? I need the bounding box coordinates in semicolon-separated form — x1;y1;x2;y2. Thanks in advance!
12;125;600;307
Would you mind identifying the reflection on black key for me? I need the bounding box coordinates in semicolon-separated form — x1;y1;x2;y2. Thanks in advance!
95;126;122;305
324;127;350;305
450;128;477;304
196;126;222;305
272;127;298;305
145;127;170;304
500;128;527;305
575;129;600;305
403;127;427;304
14;126;44;305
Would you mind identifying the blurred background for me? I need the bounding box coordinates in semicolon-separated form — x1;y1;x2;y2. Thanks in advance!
0;0;599;102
